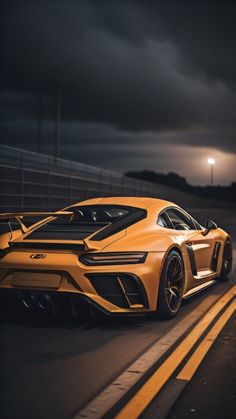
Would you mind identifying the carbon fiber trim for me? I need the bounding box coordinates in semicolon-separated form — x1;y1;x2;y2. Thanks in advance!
9;242;85;251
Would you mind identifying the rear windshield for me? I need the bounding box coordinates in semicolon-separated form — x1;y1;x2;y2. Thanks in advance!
65;205;133;224
66;205;147;241
25;205;146;242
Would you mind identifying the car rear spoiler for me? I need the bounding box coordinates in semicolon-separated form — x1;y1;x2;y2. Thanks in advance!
0;211;74;233
0;211;105;251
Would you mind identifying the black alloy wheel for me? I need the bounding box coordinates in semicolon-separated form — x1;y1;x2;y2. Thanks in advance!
157;250;184;319
219;239;232;282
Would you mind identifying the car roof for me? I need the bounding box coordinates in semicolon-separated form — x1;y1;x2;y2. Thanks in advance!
70;196;177;210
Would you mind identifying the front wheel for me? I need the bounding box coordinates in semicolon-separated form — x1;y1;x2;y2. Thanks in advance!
219;239;232;282
157;250;184;320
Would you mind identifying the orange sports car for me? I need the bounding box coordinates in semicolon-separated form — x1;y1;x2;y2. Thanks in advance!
0;197;232;319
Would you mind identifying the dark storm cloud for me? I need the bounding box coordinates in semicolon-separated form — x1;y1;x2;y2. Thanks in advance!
1;0;236;165
93;1;236;85
3;1;236;86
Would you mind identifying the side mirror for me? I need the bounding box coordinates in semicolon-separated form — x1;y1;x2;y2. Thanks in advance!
202;219;217;236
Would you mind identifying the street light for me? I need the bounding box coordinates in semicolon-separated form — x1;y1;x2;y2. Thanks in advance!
207;158;215;186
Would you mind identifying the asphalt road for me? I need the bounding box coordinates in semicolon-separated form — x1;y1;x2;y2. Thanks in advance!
166;310;236;419
0;209;235;419
164;208;236;419
1;282;234;419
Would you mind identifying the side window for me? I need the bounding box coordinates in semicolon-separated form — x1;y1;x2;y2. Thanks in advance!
157;214;167;227
157;212;172;228
189;215;203;230
165;209;196;230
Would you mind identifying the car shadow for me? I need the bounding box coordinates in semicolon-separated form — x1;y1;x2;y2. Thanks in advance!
0;278;234;331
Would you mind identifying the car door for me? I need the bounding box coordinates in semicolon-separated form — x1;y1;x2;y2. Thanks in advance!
164;208;215;276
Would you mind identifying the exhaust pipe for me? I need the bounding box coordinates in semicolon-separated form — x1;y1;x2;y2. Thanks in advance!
22;293;37;311
38;294;58;316
20;293;58;316
12;293;86;318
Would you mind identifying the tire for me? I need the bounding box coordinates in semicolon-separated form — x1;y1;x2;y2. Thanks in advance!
219;239;232;282
157;250;184;320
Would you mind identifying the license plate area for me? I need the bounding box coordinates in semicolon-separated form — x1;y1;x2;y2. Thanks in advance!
12;272;61;289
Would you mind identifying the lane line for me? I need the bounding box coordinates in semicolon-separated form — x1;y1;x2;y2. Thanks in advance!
177;298;236;381
115;285;236;419
141;298;236;419
75;285;235;419
74;295;217;419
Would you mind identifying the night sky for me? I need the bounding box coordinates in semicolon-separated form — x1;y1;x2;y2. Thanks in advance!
1;0;236;185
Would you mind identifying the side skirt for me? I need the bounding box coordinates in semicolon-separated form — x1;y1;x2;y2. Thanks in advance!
183;279;217;299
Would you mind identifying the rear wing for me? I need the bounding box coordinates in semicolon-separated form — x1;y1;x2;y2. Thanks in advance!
0;211;74;233
0;211;74;220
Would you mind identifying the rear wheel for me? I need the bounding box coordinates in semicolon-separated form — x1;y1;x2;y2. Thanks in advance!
157;250;184;320
219;239;232;282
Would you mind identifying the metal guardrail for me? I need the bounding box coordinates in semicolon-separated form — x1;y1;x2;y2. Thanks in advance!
0;144;220;211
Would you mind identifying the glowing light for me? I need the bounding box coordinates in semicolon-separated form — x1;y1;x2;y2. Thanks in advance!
208;158;215;165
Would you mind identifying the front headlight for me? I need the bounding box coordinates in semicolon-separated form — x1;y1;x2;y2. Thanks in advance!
79;252;147;265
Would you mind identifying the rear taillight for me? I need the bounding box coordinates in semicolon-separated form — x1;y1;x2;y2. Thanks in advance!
79;252;147;265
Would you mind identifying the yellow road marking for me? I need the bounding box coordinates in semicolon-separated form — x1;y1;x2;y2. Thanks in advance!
115;285;236;419
76;294;223;419
177;298;236;381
